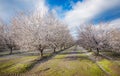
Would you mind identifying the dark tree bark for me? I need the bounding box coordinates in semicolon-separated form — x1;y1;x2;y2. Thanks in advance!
93;37;100;55
9;47;13;55
38;45;45;57
39;49;43;57
96;48;99;55
89;48;92;52
63;46;66;49
53;47;56;53
60;47;62;51
60;45;64;50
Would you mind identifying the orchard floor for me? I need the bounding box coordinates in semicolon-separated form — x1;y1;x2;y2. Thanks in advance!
0;46;120;76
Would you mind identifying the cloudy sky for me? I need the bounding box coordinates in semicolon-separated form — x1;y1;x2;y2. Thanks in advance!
0;0;120;29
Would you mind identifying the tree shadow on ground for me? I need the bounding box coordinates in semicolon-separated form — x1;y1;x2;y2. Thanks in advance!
26;47;72;72
59;51;86;55
103;52;120;60
54;55;92;62
0;51;23;57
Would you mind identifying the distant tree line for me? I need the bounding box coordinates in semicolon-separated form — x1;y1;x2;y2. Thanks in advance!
77;24;120;55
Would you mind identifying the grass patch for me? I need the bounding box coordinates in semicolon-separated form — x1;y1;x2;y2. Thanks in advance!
98;59;120;76
98;59;112;73
36;59;106;76
3;63;32;73
32;50;106;76
0;56;39;74
2;46;119;76
0;60;15;70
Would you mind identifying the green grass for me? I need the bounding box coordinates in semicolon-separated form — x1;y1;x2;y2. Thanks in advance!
0;56;39;74
30;49;106;76
1;46;120;76
98;59;112;72
98;59;120;76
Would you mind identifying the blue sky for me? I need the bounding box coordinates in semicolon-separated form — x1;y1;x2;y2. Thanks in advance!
46;0;83;10
0;0;120;27
0;0;37;23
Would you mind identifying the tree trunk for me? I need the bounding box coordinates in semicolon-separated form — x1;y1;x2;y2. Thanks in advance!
53;48;56;53
60;47;62;51
96;48;99;55
9;47;13;55
64;46;66;49
89;48;92;52
60;46;63;50
39;49;43;57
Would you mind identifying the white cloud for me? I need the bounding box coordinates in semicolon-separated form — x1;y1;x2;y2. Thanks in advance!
34;0;48;17
94;18;120;31
109;18;120;27
64;0;120;29
105;18;120;29
0;0;48;22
